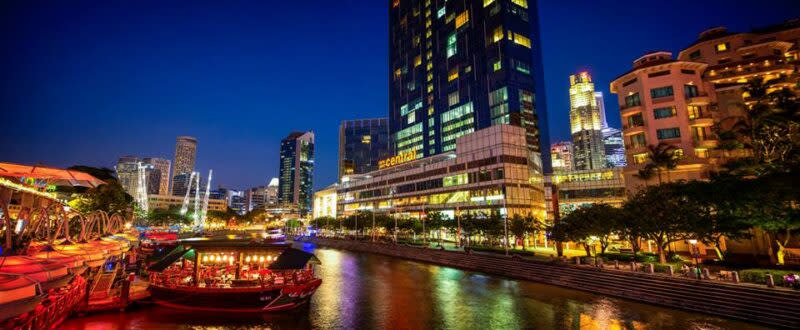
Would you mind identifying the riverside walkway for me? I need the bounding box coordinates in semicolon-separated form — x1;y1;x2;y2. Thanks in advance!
298;237;800;329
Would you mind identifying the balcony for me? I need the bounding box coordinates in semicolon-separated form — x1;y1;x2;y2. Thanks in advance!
694;138;719;149
620;103;643;116
686;92;711;105
622;122;646;135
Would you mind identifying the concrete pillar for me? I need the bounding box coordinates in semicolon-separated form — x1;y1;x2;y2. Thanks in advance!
732;271;739;284
702;268;711;280
646;263;654;274
766;274;775;288
667;265;674;276
574;257;581;265
614;260;619;269
630;262;636;272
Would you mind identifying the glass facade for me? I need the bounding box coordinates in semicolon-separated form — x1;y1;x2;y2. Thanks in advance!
278;131;315;216
389;0;550;172
338;118;390;179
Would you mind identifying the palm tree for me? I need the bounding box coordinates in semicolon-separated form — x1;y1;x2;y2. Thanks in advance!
645;143;681;184
635;163;657;187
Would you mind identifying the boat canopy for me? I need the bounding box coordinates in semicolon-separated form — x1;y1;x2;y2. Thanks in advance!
269;248;320;270
147;247;193;272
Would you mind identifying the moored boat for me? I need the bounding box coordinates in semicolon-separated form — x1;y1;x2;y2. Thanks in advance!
0;273;45;322
147;236;322;312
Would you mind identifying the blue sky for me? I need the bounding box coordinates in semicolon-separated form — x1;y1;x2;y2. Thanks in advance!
1;0;796;190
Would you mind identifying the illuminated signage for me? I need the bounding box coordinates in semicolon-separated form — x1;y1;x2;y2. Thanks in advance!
553;170;616;184
378;150;417;169
19;177;57;192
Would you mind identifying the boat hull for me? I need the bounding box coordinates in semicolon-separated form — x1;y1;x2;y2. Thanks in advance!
149;279;321;312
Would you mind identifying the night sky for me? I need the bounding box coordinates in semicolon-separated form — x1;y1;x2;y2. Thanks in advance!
1;1;797;190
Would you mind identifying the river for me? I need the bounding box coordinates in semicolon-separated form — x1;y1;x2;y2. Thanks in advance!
61;243;767;329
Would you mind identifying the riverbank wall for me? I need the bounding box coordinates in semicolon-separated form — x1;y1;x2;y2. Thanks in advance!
300;238;800;328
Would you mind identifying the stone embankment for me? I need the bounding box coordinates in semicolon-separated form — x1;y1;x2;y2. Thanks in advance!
301;238;800;329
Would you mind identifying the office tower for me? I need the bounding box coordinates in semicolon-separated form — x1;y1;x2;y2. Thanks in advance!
602;127;626;168
594;92;626;168
278;131;314;216
245;186;268;212
550;141;574;172
115;155;141;196
171;172;199;198
339;118;391;179
265;178;279;206
172;136;197;195
610;51;717;191
569;72;606;170
389;0;550;172
142;157;171;195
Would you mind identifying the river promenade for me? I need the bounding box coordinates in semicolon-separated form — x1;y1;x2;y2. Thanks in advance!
298;237;800;328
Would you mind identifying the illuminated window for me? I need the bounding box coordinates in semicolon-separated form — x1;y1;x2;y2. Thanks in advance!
448;67;459;81
687;106;701;119
493;59;502;71
508;32;531;48
656;128;681;140
426;63;432;71
407;111;416;124
511;0;528;8
437;7;445;18
448;91;459;106
455;11;469;29
488;86;508;106
630;133;646;148
426;73;433;82
443;173;468;187
492;26;504;43
695;148;708;158
633;153;648;164
653;107;676;119
361;135;371;144
447;33;457;57
414;55;422;67
483;0;495;7
715;43;729;52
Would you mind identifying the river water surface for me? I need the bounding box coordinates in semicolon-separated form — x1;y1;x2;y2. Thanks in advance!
61;242;767;329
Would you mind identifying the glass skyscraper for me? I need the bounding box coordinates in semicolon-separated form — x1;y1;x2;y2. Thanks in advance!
278;131;315;216
389;0;550;172
339;118;390;180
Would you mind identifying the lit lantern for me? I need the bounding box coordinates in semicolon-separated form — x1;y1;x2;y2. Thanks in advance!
222;255;228;261
215;255;221;262
259;256;265;263
267;255;272;261
245;256;251;263
202;255;209;262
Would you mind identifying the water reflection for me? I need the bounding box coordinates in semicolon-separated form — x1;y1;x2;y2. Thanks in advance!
62;244;767;329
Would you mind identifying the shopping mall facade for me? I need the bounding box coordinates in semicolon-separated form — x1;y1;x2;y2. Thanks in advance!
336;125;546;220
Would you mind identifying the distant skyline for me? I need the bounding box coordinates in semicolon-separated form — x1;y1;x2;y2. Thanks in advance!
1;0;796;190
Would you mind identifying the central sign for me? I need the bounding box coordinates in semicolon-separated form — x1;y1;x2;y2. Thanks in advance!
378;150;417;169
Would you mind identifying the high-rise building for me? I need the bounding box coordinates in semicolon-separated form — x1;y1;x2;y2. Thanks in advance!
116;155;141;196
601;127;626;168
339;118;390;180
245;185;268;213
142;157;171;195
265;178;279;206
172;136;197;195
389;0;550;172
610;51;717;191
550;141;574;172
569;72;606;170
278;131;314;216
171;172;199;198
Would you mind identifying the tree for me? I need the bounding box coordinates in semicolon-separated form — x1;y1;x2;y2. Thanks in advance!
624;183;696;263
509;214;540;250
679;179;752;260
740;172;800;265
426;212;447;246
549;204;622;256
644;143;681;184
635;164;657;187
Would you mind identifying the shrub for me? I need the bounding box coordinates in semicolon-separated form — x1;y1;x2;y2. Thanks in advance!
602;252;658;263
739;269;795;286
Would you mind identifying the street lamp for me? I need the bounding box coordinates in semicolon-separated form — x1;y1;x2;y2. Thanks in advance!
589;236;599;266
688;239;701;279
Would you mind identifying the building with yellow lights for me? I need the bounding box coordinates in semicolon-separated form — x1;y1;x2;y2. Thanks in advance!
569;72;606;170
337;125;546;220
312;184;338;219
677;20;800;134
610;51;720;191
551;168;626;216
147;194;227;212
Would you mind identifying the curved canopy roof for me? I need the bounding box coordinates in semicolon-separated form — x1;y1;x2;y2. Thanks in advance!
0;162;105;188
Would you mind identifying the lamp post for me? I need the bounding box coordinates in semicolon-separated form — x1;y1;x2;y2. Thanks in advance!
688;239;701;279
589;236;599;266
371;208;376;242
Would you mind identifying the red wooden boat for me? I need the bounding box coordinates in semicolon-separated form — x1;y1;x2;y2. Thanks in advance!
147;236;321;312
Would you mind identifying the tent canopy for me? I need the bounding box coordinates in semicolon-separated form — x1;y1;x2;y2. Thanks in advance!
269;248;320;270
0;162;105;188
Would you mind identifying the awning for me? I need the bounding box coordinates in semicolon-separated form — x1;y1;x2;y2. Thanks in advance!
0;162;105;188
147;246;192;272
268;248;320;270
